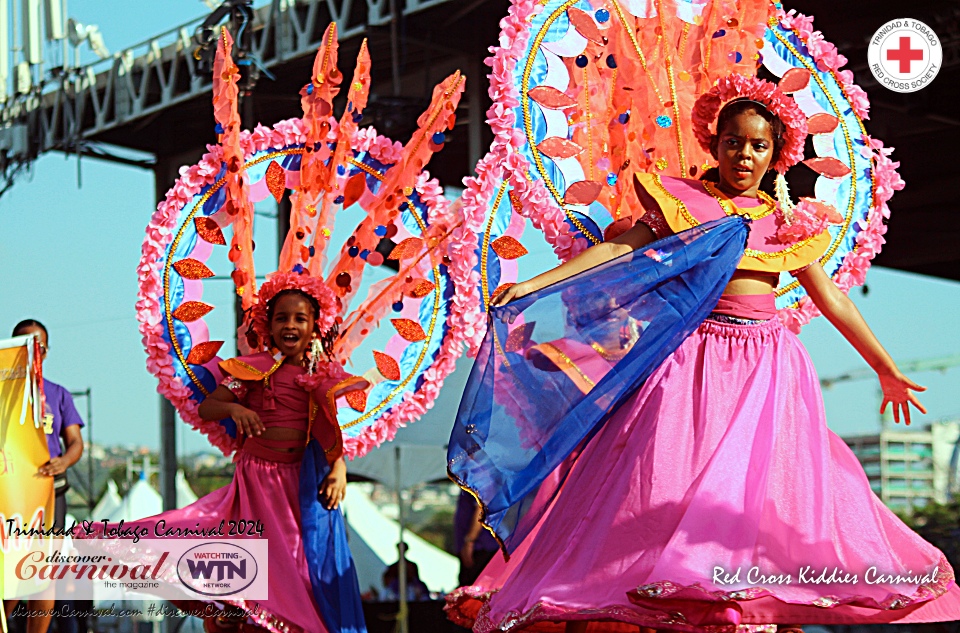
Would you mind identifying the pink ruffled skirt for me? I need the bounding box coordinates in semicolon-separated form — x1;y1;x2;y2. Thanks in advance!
87;452;328;633
446;317;960;632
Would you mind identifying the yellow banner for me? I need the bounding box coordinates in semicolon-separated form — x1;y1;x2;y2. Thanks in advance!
0;335;53;600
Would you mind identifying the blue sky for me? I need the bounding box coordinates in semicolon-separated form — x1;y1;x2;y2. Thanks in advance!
2;0;959;456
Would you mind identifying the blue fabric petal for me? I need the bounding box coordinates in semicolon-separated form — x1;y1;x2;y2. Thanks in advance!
299;441;367;633
448;217;748;553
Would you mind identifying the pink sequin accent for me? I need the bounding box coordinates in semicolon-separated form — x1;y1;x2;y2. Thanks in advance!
221;375;249;400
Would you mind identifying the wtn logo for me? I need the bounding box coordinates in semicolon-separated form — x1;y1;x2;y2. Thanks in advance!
185;559;247;581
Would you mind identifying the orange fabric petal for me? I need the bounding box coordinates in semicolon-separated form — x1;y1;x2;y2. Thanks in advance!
567;8;604;45
266;160;286;203
391;318;427;342
779;67;811;93
408;279;436;298
389;237;424;260
345;389;367;412
538;137;584;160
807;113;840;134
195;217;226;245
528;86;578;110
803;157;851;178
342;172;367;210
564;180;603;205
173;259;215;280
504;322;535;353
491;236;529;260
186;341;224;365
373;350;401;381
172;301;214;322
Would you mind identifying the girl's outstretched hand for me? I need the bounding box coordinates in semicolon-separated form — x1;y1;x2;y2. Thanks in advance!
878;370;927;426
321;458;347;510
490;282;533;325
230;404;264;436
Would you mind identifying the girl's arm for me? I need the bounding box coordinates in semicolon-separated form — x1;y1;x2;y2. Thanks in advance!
491;222;658;307
197;385;265;436
796;264;926;425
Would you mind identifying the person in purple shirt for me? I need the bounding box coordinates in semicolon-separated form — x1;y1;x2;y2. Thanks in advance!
454;491;500;587
3;319;84;633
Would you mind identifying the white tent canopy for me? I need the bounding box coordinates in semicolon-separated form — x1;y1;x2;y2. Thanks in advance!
102;470;199;522
91;479;122;519
343;485;458;594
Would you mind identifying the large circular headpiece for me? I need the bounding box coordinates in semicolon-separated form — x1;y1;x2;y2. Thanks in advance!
692;73;808;173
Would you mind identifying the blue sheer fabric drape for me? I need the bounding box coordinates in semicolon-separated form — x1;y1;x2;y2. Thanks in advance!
300;440;367;633
448;217;749;553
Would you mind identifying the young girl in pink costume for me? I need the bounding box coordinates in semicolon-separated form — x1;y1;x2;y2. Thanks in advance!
88;272;368;633
446;77;960;632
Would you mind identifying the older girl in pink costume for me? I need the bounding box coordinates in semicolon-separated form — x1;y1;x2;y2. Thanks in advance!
446;77;960;633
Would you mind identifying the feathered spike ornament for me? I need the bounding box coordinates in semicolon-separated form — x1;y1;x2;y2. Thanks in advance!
775;173;796;223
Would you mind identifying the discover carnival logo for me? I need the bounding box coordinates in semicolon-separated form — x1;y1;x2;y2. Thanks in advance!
868;18;942;93
176;542;259;597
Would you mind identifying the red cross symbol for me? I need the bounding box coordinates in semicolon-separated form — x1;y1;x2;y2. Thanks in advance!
886;36;924;73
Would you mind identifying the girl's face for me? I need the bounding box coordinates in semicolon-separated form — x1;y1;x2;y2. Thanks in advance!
270;293;315;361
712;109;775;198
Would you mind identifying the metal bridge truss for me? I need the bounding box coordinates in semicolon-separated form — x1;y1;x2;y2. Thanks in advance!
0;0;452;159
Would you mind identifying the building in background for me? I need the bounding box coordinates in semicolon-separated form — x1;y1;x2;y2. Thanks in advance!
844;420;960;512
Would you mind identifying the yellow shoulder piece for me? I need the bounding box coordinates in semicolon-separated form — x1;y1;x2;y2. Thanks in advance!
633;172;696;234
218;358;267;381
737;229;832;274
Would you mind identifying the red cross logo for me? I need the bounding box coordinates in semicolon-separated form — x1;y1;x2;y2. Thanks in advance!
886;36;924;73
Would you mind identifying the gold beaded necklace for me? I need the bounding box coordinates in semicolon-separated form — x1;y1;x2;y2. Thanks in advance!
702;182;777;220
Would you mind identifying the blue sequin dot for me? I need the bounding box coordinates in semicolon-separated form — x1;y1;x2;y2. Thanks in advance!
432;132;445;144
576;55;589;68
336;165;346;176
605;54;617;69
292;264;304;273
656;115;673;128
359;249;370;260
606;172;618;186
308;246;316;257
334;195;345;204
214;123;224;134
348;246;360;257
306;84;314;94
595;8;610;22
399;201;410;211
713;29;726;38
375;225;388;237
392;301;404;312
618;111;630;124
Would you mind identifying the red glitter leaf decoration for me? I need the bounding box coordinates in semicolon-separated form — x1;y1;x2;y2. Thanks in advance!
537;137;584;160
373;351;401;381
778;68;811;93
345;389;367;412
504;322;535;353
391;318;427;342
807;113;840;134
389;237;424;260
528;86;578;110
265;160;286;203
172;301;214;322
491;236;528;260
195;217;226;245
567;8;604;45
564;180;603;205
407;279;436;298
803;157;851;179
491;283;515;300
173;258;215;280
342;173;367;209
186;341;224;365
604;218;633;241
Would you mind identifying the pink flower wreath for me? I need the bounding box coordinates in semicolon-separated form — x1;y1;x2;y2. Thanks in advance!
692;74;808;174
249;271;339;350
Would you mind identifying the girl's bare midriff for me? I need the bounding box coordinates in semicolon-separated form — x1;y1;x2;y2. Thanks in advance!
723;269;778;296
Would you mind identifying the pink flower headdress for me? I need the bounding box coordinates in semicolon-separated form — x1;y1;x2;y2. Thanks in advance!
692;72;812;174
249;271;339;353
